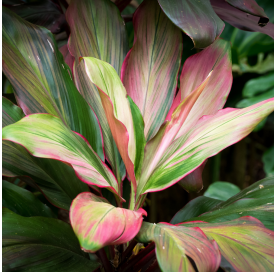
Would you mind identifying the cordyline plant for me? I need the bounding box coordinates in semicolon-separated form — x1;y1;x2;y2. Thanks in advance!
2;0;274;271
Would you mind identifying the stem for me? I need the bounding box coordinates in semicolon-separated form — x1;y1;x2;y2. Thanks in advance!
135;193;147;210
211;153;221;182
96;248;114;272
121;239;137;263
129;183;136;210
109;245;115;260
144;261;160;272
133;249;156;272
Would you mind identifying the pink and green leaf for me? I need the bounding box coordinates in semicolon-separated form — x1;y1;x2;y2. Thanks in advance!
2;7;104;159
121;0;182;141
2;114;120;197
157;0;225;48
70;192;147;252
67;0;127;180
82;57;146;192
180;217;274;272
139;98;274;195
136;222;221;272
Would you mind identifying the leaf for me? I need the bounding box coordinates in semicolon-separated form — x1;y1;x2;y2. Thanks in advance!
2;180;55;218
3;0;65;34
180;217;274;272
2;114;121;197
211;0;274;38
2;208;100;272
114;0;132;12
139;98;274;195
136;222;221;272
59;44;74;73
262;146;274;177
157;0;224;48
82;57;146;192
173;177;274;230
121;0;182;141
2;97;25;128
171;196;222;224
67;0;128;180
204;182;241;201
70;192;147;252
2;7;104;159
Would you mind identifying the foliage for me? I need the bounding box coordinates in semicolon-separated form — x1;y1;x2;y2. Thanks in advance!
2;0;274;271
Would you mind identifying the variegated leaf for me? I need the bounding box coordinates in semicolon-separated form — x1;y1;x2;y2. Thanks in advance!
157;0;225;48
2;7;104;159
180;217;274;272
136;222;221;272
2;114;120;197
67;0;128;180
82;57;145;193
70;192;147;252
121;0;182;141
138;98;274;195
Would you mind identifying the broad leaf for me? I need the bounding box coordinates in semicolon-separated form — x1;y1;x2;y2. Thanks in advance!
59;44;74;73
82;57;146;192
172;177;274;230
139;98;274;195
204;181;241;201
70;192;147;252
2;97;25;128
2;7;104;159
67;0;127;180
211;0;274;38
2;180;55;218
136;222;221;272
157;0;224;48
181;217;274;272
121;0;182;141
3;208;100;272
2;114;120;197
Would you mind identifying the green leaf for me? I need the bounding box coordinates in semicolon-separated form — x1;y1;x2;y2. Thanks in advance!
204;181;241;201
2;7;104;159
2;97;25;128
136;222;221;272
262;146;274;177
67;0;127;181
157;0;224;48
2;114;121;197
2;208;100;272
2;180;55;218
174;177;274;230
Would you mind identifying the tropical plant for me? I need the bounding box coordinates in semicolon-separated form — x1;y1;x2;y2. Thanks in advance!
2;0;274;271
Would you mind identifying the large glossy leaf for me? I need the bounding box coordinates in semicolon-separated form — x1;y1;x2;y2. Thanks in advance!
211;0;274;38
181;217;274;272
2;114;121;197
138;98;274;195
121;0;182;141
4;0;65;34
157;0;224;48
172;177;274;230
136;222;221;272
2;7;104;159
2;180;55;218
82;57;145;192
2;97;25;128
70;192;147;252
67;0;127;180
3;208;100;272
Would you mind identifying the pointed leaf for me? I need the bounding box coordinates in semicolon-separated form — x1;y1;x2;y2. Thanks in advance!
2;180;55;218
67;0;128;180
121;0;182;141
136;222;221;272
172;177;274;230
82;57;146;191
181;217;274;272
2;97;25;127
211;0;274;38
70;192;147;252
3;208;100;272
139;99;274;194
204;182;241;201
157;0;225;48
2;7;104;159
59;44;74;73
2;114;120;197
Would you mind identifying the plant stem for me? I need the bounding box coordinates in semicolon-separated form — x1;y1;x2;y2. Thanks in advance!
144;261;160;272
96;248;114;272
121;239;137;263
129;183;136;210
133;249;156;272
